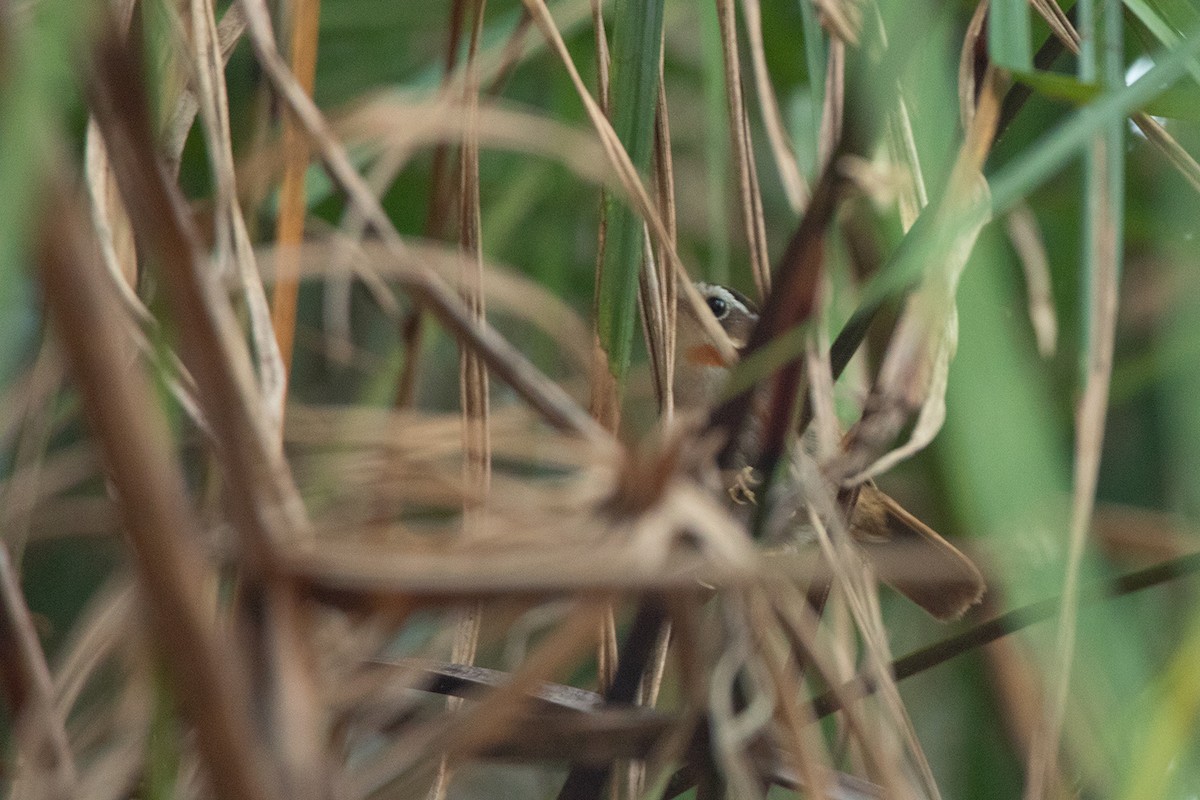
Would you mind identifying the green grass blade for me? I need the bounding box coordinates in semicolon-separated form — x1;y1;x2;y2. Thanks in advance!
1124;0;1200;86
0;1;92;389
989;0;1033;71
989;25;1200;213
1011;69;1200;120
798;0;827;168
596;0;666;383
700;0;731;284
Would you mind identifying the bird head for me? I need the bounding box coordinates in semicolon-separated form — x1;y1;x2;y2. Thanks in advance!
673;282;758;410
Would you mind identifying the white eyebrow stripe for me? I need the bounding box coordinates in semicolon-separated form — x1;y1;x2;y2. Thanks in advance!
695;282;756;319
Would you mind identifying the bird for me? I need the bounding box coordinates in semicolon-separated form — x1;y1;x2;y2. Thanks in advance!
674;282;756;396
674;282;985;620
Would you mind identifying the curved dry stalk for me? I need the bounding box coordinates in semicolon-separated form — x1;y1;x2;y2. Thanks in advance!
0;343;66;565
0;445;98;551
708;594;775;800
232;0;611;445
457;0;492;521
348;598;609;799
743;587;833;800
1005;203;1059;358
89;15;311;568
835;72;999;485
187;0;287;443
818;38;845;171
799;475;928;798
50;578;136;719
261;239;601;439
638;52;679;423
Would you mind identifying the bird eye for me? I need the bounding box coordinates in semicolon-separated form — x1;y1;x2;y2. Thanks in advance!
706;295;729;319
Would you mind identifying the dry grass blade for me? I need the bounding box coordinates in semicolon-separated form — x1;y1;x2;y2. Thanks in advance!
885;96;927;230
84;124;136;294
1006;203;1058;357
1031;12;1126;790
270;0;322;381
716;0;771;298
957;0;989;133
1131;113;1200;193
82;6;246;440
985;633;1074;798
36;179;280;800
835;66;1000;485
744;587;832;800
588;0;618;431
739;0;808;211
431;2;491;796
89;20;329;795
0;343;64;564
187;0;287;443
1030;0;1079;49
456;0;490;538
799;472;927;798
0;544;77;799
164;4;246;173
819;39;846;171
520;0;738;369
88;14;309;567
639;56;678;421
237;0;611;443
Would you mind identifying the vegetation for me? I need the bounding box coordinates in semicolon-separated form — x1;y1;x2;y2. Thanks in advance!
2;0;1200;798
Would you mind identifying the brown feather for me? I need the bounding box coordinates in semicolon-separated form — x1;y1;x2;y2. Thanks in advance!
851;484;986;620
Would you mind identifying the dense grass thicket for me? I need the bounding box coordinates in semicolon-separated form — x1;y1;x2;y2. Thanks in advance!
3;1;1200;798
